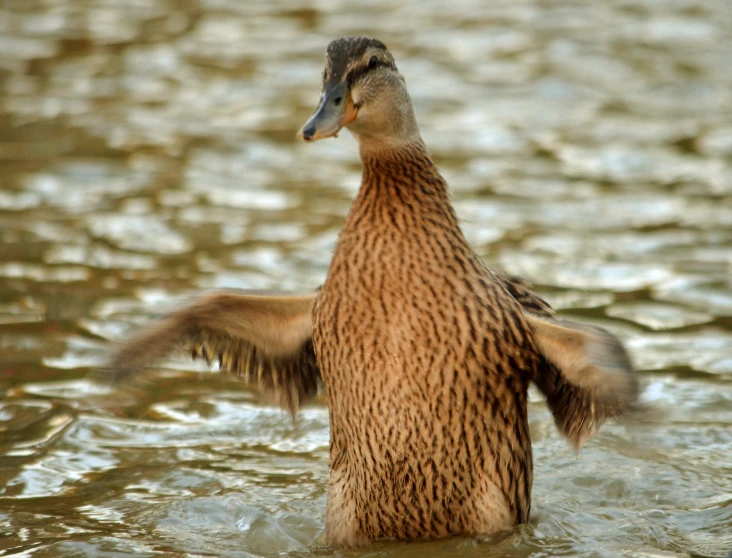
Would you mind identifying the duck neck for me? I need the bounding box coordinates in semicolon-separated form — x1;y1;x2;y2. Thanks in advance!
344;140;461;235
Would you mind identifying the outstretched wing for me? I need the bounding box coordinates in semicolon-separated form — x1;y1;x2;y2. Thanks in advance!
106;291;321;415
524;314;639;448
496;273;640;448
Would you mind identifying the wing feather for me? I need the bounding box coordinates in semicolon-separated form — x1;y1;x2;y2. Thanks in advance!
105;290;321;415
496;273;640;448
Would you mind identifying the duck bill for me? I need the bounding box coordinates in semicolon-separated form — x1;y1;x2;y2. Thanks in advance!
297;82;358;142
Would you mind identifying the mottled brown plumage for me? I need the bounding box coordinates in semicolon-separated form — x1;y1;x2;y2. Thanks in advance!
106;37;640;548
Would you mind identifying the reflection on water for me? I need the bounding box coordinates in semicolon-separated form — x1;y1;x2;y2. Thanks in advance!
1;0;731;556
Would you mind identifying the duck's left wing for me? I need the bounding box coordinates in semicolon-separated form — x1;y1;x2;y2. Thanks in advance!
105;291;321;415
524;314;640;448
495;273;640;449
494;273;554;317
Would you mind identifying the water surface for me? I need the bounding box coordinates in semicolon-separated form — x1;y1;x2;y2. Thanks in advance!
1;0;731;557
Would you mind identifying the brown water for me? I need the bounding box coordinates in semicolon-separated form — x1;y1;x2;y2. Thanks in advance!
1;1;731;557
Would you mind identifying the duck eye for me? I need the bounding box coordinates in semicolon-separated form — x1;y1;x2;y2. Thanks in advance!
368;55;379;69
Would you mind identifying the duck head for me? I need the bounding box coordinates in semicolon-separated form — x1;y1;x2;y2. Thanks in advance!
297;37;421;148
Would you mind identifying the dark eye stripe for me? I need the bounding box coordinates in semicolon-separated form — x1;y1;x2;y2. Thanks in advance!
346;59;395;87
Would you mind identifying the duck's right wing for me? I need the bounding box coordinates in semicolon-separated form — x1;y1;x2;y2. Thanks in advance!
105;291;321;415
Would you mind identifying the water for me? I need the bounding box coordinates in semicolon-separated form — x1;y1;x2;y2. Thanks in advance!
1;0;731;556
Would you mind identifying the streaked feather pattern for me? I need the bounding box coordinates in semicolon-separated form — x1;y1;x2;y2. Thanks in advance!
106;36;642;548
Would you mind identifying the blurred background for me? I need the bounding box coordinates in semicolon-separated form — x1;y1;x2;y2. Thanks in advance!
1;0;731;557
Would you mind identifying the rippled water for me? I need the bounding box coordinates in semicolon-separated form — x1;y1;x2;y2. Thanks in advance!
1;1;731;557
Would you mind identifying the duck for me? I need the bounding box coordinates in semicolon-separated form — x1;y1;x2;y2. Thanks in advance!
108;36;640;548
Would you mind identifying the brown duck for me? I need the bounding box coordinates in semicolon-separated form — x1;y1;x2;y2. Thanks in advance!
109;37;639;547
